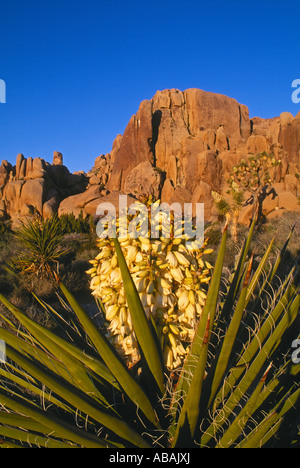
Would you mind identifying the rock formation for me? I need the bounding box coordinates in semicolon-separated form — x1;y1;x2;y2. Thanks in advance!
1;88;299;224
106;88;300;220
0;152;88;221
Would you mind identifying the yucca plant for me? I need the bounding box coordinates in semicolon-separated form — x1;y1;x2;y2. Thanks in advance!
0;214;299;448
7;216;68;279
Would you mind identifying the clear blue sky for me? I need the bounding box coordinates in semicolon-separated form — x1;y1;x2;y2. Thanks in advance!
0;0;299;173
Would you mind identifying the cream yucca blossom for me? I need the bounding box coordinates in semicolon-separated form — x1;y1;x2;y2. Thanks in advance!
87;200;212;370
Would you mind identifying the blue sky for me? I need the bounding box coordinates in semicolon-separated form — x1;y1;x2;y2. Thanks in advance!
0;0;299;173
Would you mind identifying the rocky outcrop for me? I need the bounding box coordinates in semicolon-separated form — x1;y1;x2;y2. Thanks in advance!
0;152;88;221
105;88;299;220
1;89;299;224
108;89;251;196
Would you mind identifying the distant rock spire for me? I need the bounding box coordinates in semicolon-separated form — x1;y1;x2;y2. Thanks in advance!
53;151;63;166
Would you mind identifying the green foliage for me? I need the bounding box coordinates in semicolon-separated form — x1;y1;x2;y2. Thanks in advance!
58;212;95;235
228;152;280;194
215;197;231;217
7;216;68;279
0;218;299;448
0;214;97;317
0;220;13;295
232;188;244;206
218;152;282;228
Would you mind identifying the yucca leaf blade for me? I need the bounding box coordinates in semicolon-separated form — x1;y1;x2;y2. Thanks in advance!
215;364;271;448
0;390;111;448
208;259;252;405
172;317;211;447
4;345;150;448
244;234;276;307
221;214;256;319
209;282;298;415
0;425;77;448
268;225;295;284
172;222;228;412
200;286;299;448
0;294;119;396
207;292;299;445
113;237;165;395
57;279;160;428
238;387;300;448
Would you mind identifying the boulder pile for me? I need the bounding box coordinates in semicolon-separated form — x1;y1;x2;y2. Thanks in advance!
1;89;299;224
0;151;87;220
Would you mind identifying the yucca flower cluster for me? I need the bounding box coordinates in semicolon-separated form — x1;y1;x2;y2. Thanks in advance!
87;200;212;370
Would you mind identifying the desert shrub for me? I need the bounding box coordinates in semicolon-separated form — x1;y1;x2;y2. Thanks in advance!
58;212;95;235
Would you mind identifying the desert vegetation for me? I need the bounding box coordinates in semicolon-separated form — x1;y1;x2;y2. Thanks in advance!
0;213;98;325
0;202;299;448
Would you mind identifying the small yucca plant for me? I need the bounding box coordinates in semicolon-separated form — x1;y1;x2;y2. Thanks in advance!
7;216;68;279
0;215;299;448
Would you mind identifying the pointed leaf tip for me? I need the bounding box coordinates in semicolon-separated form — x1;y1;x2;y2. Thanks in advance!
244;255;253;287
